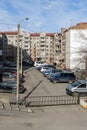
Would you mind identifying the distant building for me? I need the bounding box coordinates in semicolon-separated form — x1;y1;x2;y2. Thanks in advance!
0;22;87;69
30;32;55;64
0;31;30;61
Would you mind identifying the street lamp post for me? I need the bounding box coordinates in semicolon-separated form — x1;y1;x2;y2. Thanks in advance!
20;18;29;75
16;18;29;102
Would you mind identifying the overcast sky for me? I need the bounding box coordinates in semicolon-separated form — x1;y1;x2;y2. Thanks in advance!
0;0;87;32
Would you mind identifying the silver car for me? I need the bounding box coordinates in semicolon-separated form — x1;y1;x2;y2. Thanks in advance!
66;80;87;96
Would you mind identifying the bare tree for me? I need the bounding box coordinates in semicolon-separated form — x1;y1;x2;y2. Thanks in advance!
78;46;87;70
72;30;87;78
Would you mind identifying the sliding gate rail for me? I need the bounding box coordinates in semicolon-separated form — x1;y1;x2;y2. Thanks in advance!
24;95;80;107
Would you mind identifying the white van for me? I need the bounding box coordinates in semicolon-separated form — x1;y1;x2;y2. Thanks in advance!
66;80;87;96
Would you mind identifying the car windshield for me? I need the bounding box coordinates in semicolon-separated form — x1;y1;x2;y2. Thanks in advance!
71;81;81;87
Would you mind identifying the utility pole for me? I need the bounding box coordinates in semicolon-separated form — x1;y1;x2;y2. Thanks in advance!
16;18;29;102
20;41;23;74
16;24;20;102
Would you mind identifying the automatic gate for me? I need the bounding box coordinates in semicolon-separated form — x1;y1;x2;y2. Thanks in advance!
24;95;79;107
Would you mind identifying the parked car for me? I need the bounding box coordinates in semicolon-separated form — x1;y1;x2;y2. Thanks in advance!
40;65;56;73
3;67;17;73
0;80;26;93
3;60;11;67
49;71;76;83
2;72;15;81
8;62;17;68
0;61;4;68
40;67;53;73
66;80;87;96
2;67;24;78
43;69;55;77
47;70;63;79
2;72;24;83
36;63;48;71
34;61;45;67
43;69;63;77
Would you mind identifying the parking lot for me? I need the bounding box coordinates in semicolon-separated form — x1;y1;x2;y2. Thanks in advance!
0;66;67;102
0;66;86;107
23;67;68;97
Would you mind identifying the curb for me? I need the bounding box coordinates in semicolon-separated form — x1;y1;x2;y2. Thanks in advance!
0;98;10;104
0;102;32;113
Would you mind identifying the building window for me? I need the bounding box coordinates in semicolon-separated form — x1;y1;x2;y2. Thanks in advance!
19;35;23;38
24;45;28;47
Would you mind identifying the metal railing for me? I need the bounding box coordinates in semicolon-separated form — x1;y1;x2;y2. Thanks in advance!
0;95;80;110
24;95;80;107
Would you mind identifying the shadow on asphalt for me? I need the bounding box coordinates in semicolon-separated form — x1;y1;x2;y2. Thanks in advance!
23;66;34;71
25;80;43;97
18;80;43;104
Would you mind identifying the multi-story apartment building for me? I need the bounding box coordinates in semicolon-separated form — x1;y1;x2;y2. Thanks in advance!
0;31;58;65
31;32;67;65
0;31;30;61
0;31;17;61
30;33;55;64
0;22;87;69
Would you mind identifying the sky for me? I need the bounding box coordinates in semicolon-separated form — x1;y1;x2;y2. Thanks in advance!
0;0;87;33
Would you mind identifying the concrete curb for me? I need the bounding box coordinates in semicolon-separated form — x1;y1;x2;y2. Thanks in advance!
0;102;32;113
0;98;9;104
80;98;87;109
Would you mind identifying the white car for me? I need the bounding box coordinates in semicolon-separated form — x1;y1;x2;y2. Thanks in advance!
34;61;43;67
40;67;52;73
34;61;47;67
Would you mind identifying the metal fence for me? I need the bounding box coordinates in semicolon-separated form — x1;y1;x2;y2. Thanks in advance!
24;95;79;107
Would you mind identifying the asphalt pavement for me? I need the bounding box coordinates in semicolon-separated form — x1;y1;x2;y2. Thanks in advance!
0;105;87;130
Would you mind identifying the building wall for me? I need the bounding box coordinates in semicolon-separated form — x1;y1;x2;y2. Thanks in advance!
66;30;70;69
54;33;61;65
60;29;67;69
62;23;87;70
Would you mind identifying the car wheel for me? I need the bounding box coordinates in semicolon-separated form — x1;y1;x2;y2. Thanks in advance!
53;80;57;84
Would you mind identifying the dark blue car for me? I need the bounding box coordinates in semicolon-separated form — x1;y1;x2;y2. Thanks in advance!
49;71;76;83
43;69;63;77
